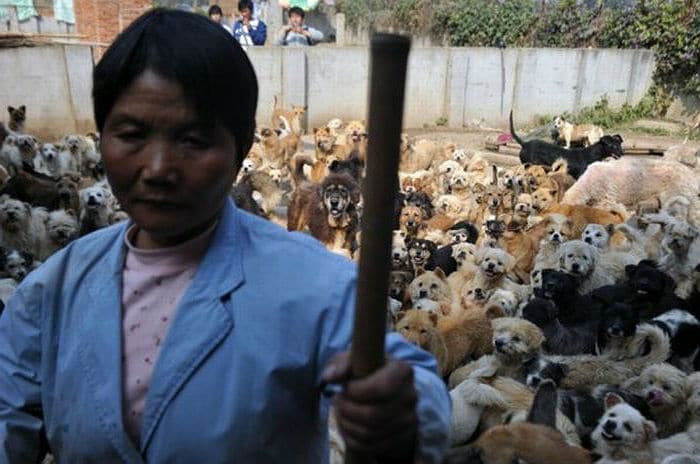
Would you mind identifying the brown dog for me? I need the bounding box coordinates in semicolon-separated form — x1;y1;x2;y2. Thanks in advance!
0;168;79;211
271;96;306;135
313;126;349;163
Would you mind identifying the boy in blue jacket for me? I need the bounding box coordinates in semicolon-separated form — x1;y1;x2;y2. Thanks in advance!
232;0;266;47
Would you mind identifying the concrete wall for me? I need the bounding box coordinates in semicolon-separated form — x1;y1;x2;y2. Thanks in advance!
0;45;94;139
249;46;656;129
0;44;655;139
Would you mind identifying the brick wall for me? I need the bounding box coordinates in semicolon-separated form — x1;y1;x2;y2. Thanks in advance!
74;0;152;58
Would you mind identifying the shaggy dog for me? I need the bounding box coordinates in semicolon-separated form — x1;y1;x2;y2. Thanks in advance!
658;219;700;298
42;209;79;260
231;171;285;220
399;136;440;172
449;317;545;386
407;268;451;314
523;297;597;355
447;220;479;244
0;247;36;281
592;393;657;464
471;247;525;299
511;111;623;179
486;289;521;318
395;307;494;377
562;157;700;217
0;195;48;256
6;105;26;133
328;154;364;184
287;173;360;254
625;363;690;438
407;238;437;272
33;142;63;176
557;240;636;295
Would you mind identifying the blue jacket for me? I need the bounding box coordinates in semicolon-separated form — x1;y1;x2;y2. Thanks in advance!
0;200;451;463
232;19;267;46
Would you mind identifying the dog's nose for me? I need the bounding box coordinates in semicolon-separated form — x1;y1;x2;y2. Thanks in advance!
552;233;560;241
572;262;580;272
529;376;541;388
609;325;623;336
487;263;495;270
584;237;592;244
393;252;400;259
603;420;617;433
419;290;428;299
494;339;505;349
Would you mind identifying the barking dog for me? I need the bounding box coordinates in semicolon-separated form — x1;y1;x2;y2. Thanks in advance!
511;111;623;179
407;238;437;272
288;173;360;255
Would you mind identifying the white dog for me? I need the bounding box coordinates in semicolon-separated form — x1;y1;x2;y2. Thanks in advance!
557;240;636;294
41;209;80;259
592;393;656;464
0;195;48;257
79;184;116;235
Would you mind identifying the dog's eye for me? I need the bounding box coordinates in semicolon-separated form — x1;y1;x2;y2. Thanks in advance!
431;284;438;289
583;256;588;260
418;283;423;287
568;254;573;258
420;329;427;334
649;380;654;385
663;384;670;391
512;336;520;342
549;230;554;234
596;233;602;237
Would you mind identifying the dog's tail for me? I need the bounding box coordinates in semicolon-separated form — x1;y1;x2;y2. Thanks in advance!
509;110;526;147
273;95;278;111
610;323;671;369
292;152;314;185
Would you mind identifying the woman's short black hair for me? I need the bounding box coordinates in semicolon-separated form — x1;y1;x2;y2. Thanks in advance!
207;4;223;16
237;0;253;12
288;6;304;18
93;8;258;168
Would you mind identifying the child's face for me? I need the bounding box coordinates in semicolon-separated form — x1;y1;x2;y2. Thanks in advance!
289;13;303;27
239;8;251;21
209;13;221;23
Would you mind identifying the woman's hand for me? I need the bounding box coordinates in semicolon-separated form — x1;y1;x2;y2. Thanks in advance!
322;352;418;460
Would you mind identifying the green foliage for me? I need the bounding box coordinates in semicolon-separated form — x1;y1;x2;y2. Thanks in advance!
435;116;448;126
336;0;700;96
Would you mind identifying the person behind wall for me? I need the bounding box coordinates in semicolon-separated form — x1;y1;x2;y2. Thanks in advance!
276;6;323;46
208;4;232;34
233;0;267;47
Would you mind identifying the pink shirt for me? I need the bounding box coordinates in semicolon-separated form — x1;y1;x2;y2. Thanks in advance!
121;224;215;445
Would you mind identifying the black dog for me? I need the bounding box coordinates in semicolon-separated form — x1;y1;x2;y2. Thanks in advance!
595;302;639;355
523;297;597;355
651;309;700;372
407;238;437;272
328;152;364;183
510;110;624;179
590;260;688;320
535;269;603;326
449;220;479;244
432;244;457;276
404;191;435;219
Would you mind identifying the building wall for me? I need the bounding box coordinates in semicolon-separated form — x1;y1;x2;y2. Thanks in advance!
0;44;656;139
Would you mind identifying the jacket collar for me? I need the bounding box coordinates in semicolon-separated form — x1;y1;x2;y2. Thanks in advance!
78;199;246;457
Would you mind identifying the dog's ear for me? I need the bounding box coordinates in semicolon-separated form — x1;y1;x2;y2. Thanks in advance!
313;127;319;135
394;310;406;323
7;106;14;113
527;379;557;428
613;134;623;143
328;160;338;171
428;312;439;327
642;420;657;443
434;267;446;281
624;264;638;279
19;105;25;112
484;304;505;320
604;392;624;410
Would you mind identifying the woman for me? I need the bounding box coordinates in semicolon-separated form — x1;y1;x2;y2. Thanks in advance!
0;9;450;463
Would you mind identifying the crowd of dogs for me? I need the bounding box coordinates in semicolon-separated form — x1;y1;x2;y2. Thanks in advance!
3;100;700;463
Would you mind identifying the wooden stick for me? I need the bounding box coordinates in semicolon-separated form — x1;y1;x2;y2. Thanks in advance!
346;33;411;464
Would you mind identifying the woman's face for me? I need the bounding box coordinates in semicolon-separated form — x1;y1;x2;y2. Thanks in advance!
101;70;237;248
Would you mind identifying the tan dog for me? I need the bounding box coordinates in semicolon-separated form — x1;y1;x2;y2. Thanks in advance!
543;203;626;239
399;204;427;238
408;268;451;314
395;307;495;377
271;96;306;135
553;116;604;149
313;126;349;163
532;213;574;270
343;120;367;162
472;247;526;298
399;136;441;172
449;317;545;385
626;363;690;438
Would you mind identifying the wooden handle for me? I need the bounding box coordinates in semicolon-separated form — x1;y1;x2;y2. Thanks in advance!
346;33;411;464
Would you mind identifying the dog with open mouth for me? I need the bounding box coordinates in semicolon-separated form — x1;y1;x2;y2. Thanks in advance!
406;237;437;272
592;393;657;464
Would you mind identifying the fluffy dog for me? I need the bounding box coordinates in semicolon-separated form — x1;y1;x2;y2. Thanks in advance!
33;142;62;176
59;135;85;173
449;317;545;386
596;302;640;356
533;213;574;270
511;111;623;179
592;393;656;464
0;195;47;256
41;209;79;260
471;247;525;298
625;363;690;438
582;223;615;249
553;116;604;149
658;219;699;298
651;309;700;372
79;184;115;236
543;203;626;239
562;157;700;216
287;173;360;253
0;247;36;281
6;105;26;132
391;231;410;270
400;137;442;173
0;134;37;174
535;269;603;326
557;240;635;294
